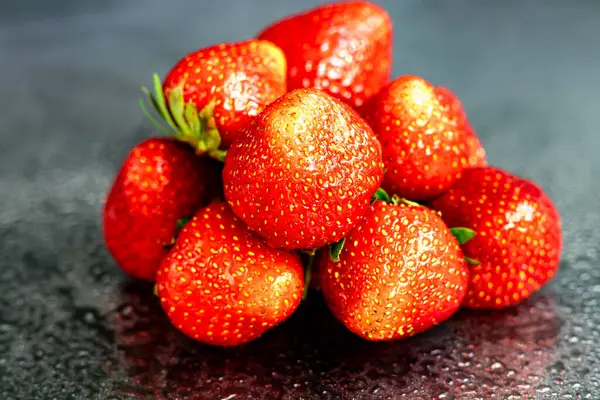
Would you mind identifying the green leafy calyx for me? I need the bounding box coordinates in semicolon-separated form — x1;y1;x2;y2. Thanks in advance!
450;227;476;245
140;74;226;161
464;256;481;265
329;237;346;262
371;188;391;204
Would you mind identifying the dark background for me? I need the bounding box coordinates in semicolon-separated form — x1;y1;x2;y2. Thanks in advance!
1;0;599;399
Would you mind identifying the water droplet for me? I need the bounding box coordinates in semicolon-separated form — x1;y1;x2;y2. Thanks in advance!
536;385;551;393
490;361;505;372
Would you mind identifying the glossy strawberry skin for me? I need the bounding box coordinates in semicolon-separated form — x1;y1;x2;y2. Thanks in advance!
162;40;287;148
103;138;211;281
156;202;304;347
258;1;392;108
360;75;487;201
223;88;384;250
320;201;469;341
429;167;562;309
435;86;487;169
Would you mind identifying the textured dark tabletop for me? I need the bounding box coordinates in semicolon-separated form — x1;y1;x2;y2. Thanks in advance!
1;1;600;399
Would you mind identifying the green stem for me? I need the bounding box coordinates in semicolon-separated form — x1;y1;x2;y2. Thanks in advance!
397;197;420;207
329;237;346;262
371;187;391;204
139;73;226;161
302;254;315;300
151;74;179;132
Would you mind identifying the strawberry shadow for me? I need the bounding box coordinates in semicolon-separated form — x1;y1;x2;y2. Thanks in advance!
112;281;559;399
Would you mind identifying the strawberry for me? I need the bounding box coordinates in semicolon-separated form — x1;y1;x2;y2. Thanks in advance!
360;75;487;201
156;202;304;347
223;88;384;250
141;40;287;159
258;1;392;108
319;199;469;341
103;138;212;281
429;167;562;309
435;86;487;169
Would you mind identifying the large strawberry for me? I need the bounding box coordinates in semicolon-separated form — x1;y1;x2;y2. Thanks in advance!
141;40;287;159
429;167;562;309
223;88;384;250
258;1;392;108
156;202;304;347
320;198;470;341
360;75;487;201
103;138;212;281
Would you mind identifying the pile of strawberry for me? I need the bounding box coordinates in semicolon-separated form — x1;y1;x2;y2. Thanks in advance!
103;1;562;346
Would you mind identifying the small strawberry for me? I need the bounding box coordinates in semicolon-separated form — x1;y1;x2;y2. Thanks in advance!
156;202;304;347
103;138;212;281
258;1;392;108
429;167;562;309
360;75;487;201
320;198;470;341
141;40;287;159
223;88;384;250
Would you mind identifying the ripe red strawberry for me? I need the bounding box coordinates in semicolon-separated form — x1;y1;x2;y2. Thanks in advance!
320;200;469;341
435;86;487;169
103;138;212;281
223;88;384;250
360;75;487;201
141;40;287;159
429;167;562;309
156;202;304;347
258;1;392;108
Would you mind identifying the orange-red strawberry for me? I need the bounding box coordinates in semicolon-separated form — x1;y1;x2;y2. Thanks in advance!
429;167;562;309
435;86;487;169
320;200;469;341
141;40;287;159
360;75;487;201
258;1;392;108
103;138;212;281
223;88;384;250
156;202;304;347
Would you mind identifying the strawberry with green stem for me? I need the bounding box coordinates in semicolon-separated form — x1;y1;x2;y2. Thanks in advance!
140;40;287;160
223;88;384;251
156;202;304;346
429;167;562;309
360;75;487;201
103;138;214;281
318;189;472;341
304;189;476;296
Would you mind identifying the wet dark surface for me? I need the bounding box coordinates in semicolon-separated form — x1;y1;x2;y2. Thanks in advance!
1;1;600;399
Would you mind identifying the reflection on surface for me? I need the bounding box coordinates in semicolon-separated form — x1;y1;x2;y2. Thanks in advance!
114;281;558;399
